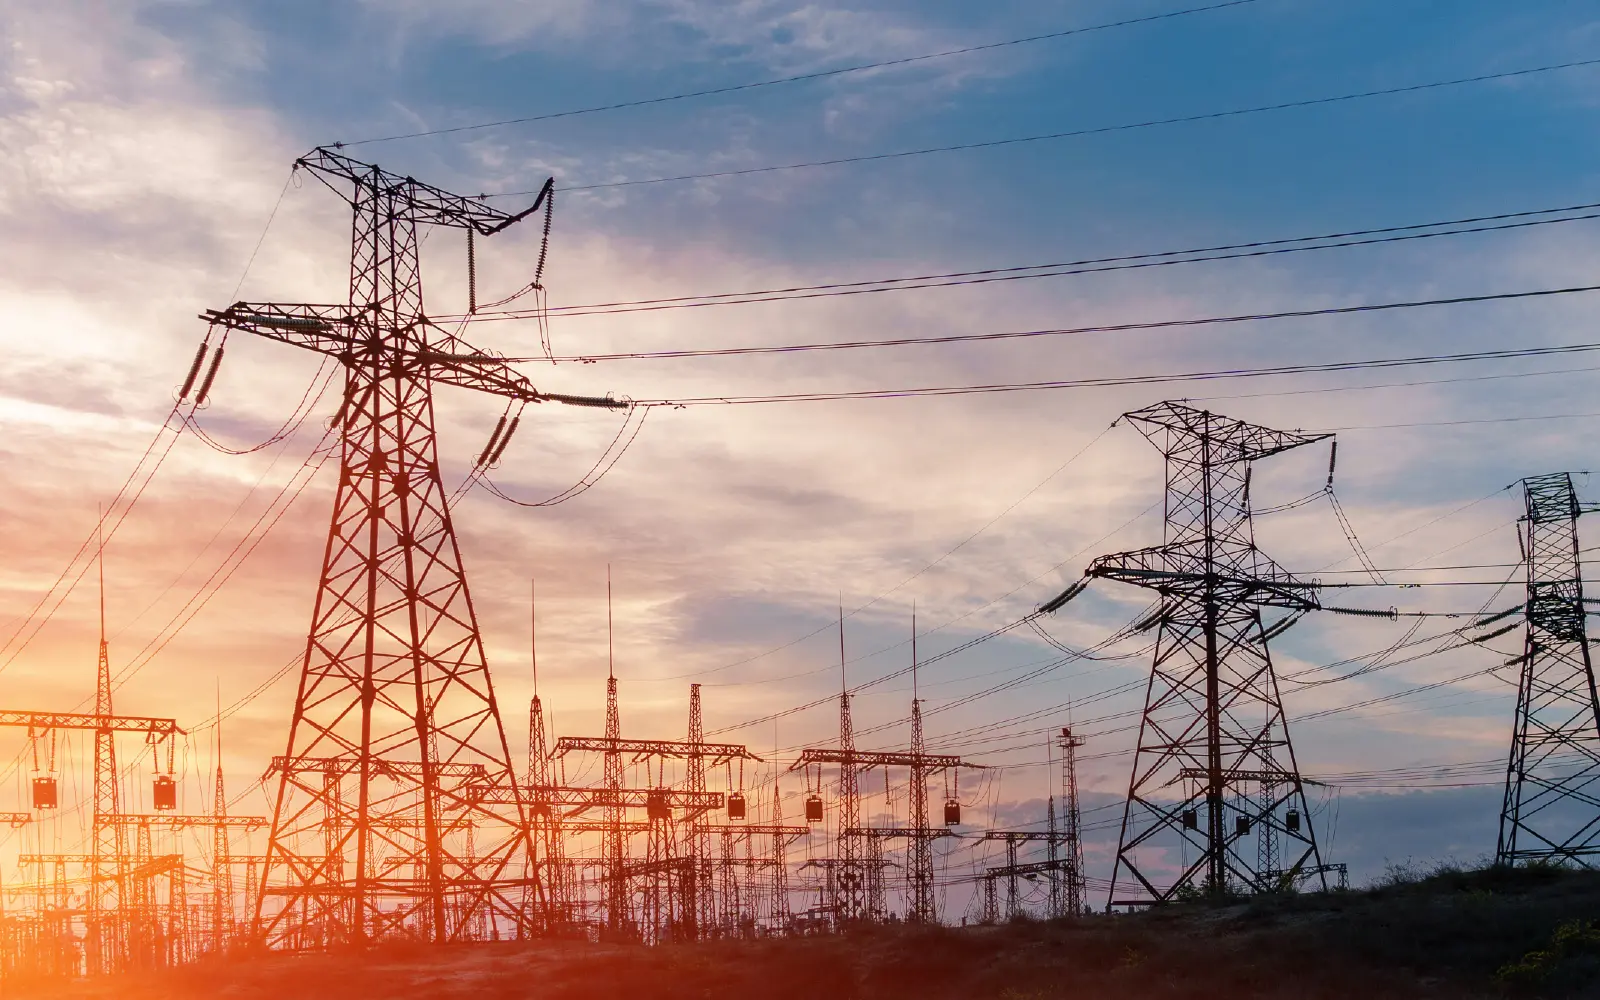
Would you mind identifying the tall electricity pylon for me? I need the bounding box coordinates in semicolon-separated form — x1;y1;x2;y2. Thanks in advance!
1498;472;1600;867
1090;401;1327;906
204;148;625;947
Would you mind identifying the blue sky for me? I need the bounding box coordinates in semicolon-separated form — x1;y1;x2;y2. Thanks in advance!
3;0;1600;909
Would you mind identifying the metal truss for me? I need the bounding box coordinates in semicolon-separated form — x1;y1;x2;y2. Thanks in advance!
204;148;626;949
1091;401;1329;906
1498;472;1600;867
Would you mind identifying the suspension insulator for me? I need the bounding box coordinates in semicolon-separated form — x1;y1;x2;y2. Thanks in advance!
179;344;208;399
1326;440;1339;488
467;228;478;315
535;185;555;286
1133;606;1166;633
488;416;519;466
194;346;225;405
477;414;508;467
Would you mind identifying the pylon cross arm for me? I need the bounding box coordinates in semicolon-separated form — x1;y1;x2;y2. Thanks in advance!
1087;547;1319;610
200;304;626;410
0;710;182;735
298;146;551;235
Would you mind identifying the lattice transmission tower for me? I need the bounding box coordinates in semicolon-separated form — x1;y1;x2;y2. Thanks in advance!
1089;401;1328;906
1498;472;1600;867
203;148;625;946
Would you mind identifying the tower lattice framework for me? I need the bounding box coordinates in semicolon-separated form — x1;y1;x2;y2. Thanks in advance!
1091;401;1327;906
1498;472;1600;867
204;148;623;947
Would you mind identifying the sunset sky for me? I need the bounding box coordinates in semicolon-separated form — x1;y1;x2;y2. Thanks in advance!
3;0;1600;906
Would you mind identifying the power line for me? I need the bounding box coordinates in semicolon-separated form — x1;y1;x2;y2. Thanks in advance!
336;1;1268;147
450;201;1600;321
1320;410;1600;432
486;56;1600;194
1196;362;1600;403
497;282;1600;363
632;341;1600;407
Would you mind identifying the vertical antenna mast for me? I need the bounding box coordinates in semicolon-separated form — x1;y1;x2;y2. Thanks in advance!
90;503;127;973
835;599;863;921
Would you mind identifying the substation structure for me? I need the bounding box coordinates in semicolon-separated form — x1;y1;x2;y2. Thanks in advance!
0;606;262;975
789;660;984;927
978;727;1088;923
492;677;800;943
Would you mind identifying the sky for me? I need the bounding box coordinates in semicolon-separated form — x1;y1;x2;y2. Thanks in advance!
2;0;1600;912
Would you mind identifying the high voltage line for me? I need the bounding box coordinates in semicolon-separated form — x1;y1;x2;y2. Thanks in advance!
486;283;1600;363
629;340;1600;406
448;201;1600;321
482;56;1600;194
336;0;1269;146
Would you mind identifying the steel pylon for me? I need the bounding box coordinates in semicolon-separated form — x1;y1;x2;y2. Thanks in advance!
1497;472;1600;867
202;148;625;947
1091;401;1328;906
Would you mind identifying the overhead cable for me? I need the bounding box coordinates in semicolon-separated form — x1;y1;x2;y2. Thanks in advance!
485;56;1600;194
450;201;1600;321
336;1;1268;146
631;340;1600;406
496;283;1600;363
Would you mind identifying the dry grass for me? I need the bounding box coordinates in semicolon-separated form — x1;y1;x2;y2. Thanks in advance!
20;866;1600;1000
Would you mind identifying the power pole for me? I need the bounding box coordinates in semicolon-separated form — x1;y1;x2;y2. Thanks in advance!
90;527;129;974
525;580;565;932
212;716;232;953
1498;472;1600;867
908;615;935;924
603;676;626;936
836;617;864;922
527;693;566;930
687;683;711;938
1088;401;1327;906
1058;727;1086;915
205;148;625;947
770;784;792;930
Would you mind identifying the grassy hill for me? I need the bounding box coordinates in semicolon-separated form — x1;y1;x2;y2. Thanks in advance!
26;865;1600;1000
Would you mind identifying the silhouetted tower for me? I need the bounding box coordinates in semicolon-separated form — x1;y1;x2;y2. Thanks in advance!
524;581;566;930
770;784;791;927
1498;472;1600;867
717;828;739;932
207;148;624;946
687;683;712;936
526;709;565;926
836;619;865;921
1058;727;1086;915
603;676;627;933
907;617;935;923
1089;401;1326;905
89;528;128;973
212;717;232;950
